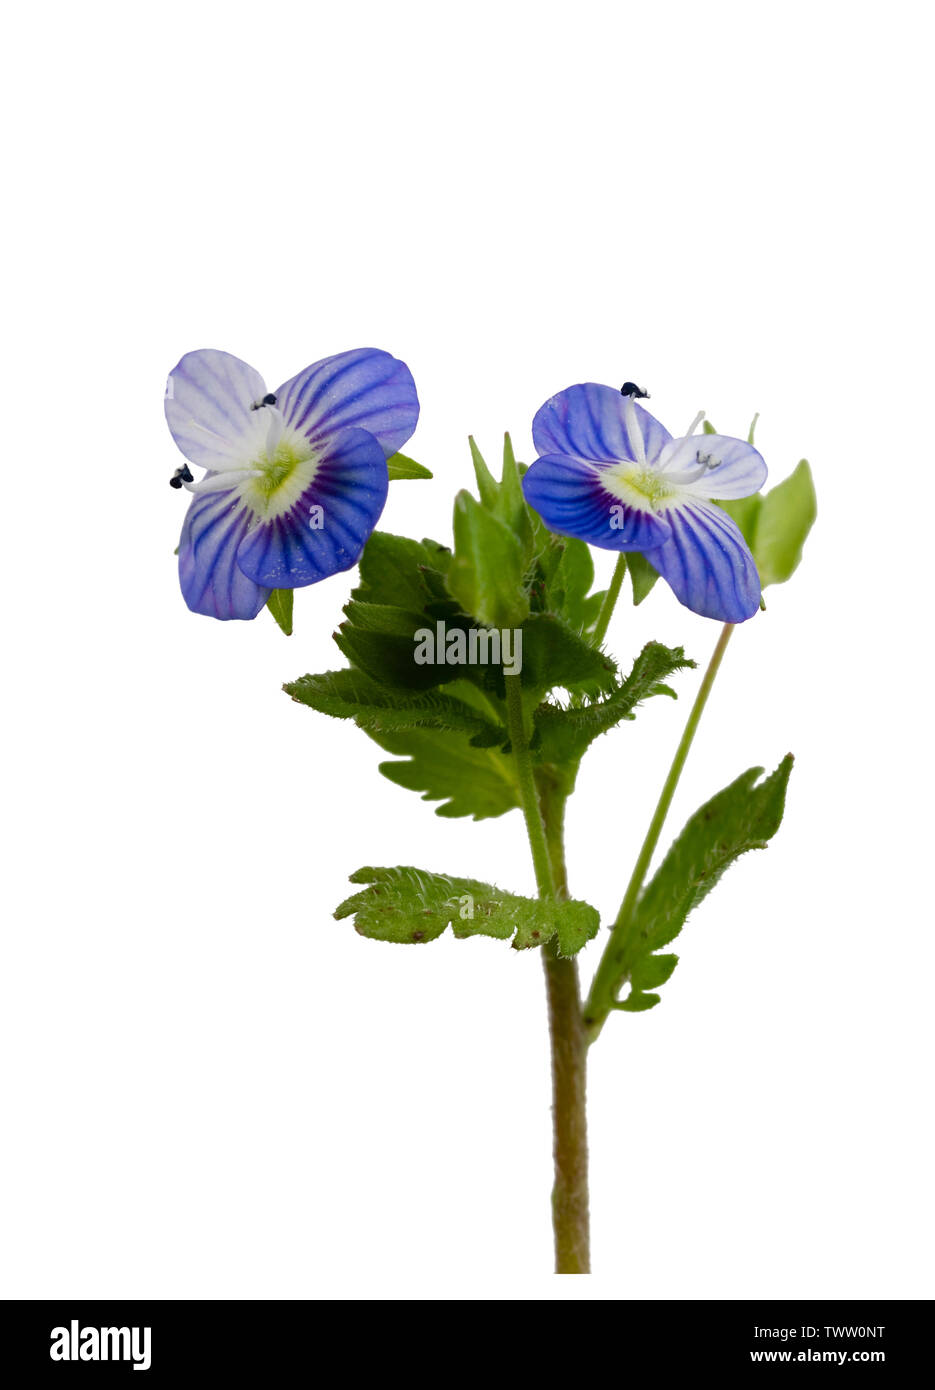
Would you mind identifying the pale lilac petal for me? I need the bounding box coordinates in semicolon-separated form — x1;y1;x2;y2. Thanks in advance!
657;433;768;499
165;350;268;471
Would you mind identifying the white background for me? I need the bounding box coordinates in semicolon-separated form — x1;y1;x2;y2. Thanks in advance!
3;0;932;1300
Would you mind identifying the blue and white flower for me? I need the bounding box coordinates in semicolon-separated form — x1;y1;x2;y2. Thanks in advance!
165;348;419;619
522;384;768;623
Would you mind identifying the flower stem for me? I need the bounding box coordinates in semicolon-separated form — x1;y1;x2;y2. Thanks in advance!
584;621;736;1041
591;553;628;647
504;675;590;1273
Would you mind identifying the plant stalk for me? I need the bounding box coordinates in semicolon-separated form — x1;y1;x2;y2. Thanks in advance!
584;621;736;1040
591;553;628;648
504;676;590;1273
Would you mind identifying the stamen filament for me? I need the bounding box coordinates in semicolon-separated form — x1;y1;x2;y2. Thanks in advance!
622;395;647;466
183;469;261;494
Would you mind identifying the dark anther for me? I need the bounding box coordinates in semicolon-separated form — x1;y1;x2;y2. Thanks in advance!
620;382;650;399
169;464;194;489
251;393;278;411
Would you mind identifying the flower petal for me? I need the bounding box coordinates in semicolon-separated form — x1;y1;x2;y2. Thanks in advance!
522;454;671;551
646;501;761;622
532;384;672;466
166;349;269;471
235;428;389;588
276;349;419;460
178;488;270;621
657;433;768;499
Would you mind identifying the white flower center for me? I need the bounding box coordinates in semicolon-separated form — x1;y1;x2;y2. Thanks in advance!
184;407;319;519
602;462;679;513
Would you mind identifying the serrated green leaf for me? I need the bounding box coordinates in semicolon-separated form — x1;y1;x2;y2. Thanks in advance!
626;550;660;606
629;953;678;990
334;601;443;690
614;991;660;1013
448;490;530;628
284;669;505;744
614;755;794;1008
519;613;617;699
533;642;694;764
335;865;600;956
353;532;449;610
266;589;294;636
369;726;519;819
386;452;433;480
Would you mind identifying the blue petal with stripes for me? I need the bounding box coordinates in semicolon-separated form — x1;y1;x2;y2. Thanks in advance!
236;428;389;587
522;385;767;623
166;348;418;620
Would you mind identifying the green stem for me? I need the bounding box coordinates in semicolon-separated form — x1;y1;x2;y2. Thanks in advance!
504;674;554;900
584;622;736;1041
591;553;628;647
504;677;589;1273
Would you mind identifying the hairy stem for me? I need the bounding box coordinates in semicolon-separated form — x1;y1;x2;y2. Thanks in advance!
504;674;554;900
591;553;628;648
504;677;589;1273
537;770;590;1273
584;622;736;1041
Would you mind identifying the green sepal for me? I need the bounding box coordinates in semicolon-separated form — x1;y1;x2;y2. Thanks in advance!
494;433;535;560
386;452;433;480
266;589;294;636
335;865;600;956
468;436;499;508
550;539;596;631
719;461;816;588
447;490;530;629
626;550;660;606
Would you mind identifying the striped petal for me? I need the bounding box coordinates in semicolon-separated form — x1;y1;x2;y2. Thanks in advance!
532;384;672;466
166;350;269;471
178;489;270;621
522;454;671;551
657;433;767;499
276;349;419;460
235;428;389;588
646;501;761;623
